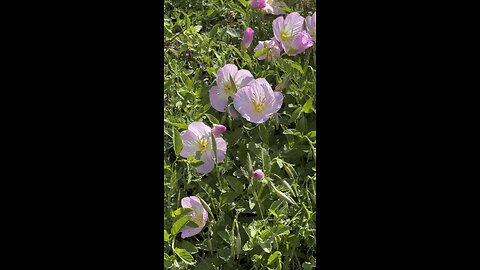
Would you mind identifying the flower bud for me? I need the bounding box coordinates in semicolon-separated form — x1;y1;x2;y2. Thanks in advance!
212;124;227;137
253;169;264;180
241;27;255;50
250;0;266;9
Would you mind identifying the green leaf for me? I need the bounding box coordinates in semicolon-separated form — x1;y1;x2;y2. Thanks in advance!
225;126;243;146
306;130;316;139
268;251;282;265
171;215;191;236
226;27;239;37
172;127;183;156
178;241;198;254
254;47;270;58
289;107;302;124
165;120;188;130
164;230;169;242
302;98;314;113
248;198;255;210
259;124;269;143
175;248;196;265
226;175;244;193
173;207;193;217
186;220;199;228
204;113;219;125
261;148;271;174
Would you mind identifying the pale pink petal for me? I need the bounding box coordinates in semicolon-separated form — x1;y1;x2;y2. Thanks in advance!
188;122;212;139
196;150;215;174
234;70;255;88
180;130;199;158
181;197;193;208
285;12;304;35
272;16;284;43
215;137;227;163
180;226;203;239
234;86;256;122
265;92;284;115
216;64;238;89
254;41;267;60
209;85;229;112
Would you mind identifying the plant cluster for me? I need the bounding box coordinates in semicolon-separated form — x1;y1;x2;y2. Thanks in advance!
165;1;316;269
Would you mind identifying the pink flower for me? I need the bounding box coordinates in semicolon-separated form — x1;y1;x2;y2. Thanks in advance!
241;27;255;50
305;12;316;42
253;37;282;61
253;169;264;180
234;78;283;124
212;124;227;137
209;64;254;112
250;0;266;9
284;30;313;56
272;12;305;53
180;196;208;239
263;0;287;15
180;122;227;174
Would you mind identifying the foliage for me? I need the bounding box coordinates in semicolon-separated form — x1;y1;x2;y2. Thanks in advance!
164;0;316;269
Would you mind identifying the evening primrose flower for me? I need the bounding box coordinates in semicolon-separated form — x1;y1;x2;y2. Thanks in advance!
272;12;305;53
209;64;254;112
253;38;282;61
234;78;283;124
180;122;227;174
241;27;255;50
180;196;208;239
305;12;316;42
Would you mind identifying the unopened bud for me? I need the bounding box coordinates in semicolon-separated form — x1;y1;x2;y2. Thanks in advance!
212;124;227;137
253;169;264;180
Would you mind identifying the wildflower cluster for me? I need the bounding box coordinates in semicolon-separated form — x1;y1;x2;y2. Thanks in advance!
165;1;316;268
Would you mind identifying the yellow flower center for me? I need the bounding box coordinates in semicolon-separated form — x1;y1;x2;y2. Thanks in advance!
224;82;235;96
254;99;266;113
280;31;290;42
198;138;209;152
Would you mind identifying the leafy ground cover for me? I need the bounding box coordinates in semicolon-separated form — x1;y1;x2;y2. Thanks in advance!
164;0;316;269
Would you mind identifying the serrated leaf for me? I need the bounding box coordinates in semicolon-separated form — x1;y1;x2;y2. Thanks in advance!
175;248;196;265
268;251;282;265
172;127;183;156
171;215;191;236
